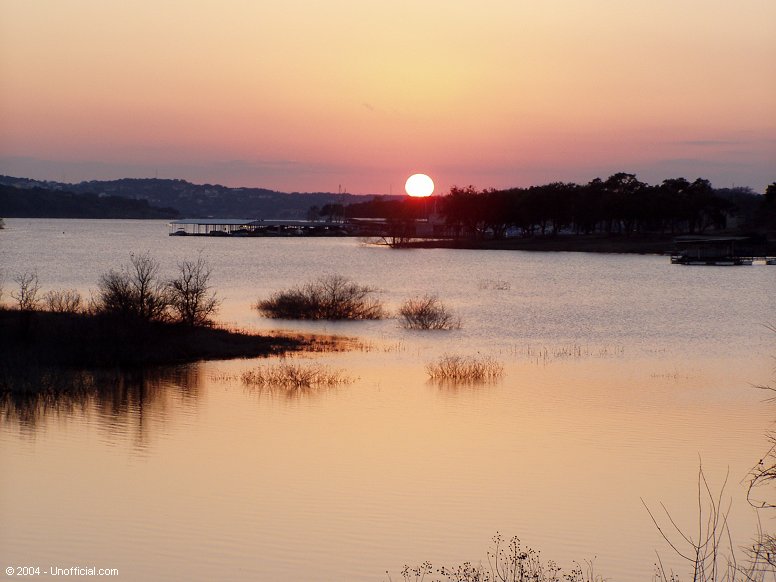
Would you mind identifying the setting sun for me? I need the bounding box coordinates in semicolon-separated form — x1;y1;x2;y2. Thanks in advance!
405;173;434;197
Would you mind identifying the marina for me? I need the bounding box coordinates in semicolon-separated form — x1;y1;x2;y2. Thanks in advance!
168;218;349;236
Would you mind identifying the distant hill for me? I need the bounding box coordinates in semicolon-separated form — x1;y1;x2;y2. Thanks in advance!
0;176;395;219
0;183;180;219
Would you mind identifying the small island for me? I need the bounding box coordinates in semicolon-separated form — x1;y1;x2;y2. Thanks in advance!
0;253;340;395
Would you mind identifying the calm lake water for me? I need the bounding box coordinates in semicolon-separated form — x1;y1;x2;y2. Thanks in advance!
1;219;775;581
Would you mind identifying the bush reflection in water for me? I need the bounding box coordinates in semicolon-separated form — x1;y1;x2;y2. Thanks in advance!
1;366;201;436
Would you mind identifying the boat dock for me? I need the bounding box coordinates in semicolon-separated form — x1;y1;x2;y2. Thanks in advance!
168;219;350;237
671;235;775;265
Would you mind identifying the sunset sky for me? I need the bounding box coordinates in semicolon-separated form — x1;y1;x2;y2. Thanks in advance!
1;0;774;194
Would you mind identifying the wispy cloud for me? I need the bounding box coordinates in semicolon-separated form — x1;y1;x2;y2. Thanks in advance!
677;139;741;147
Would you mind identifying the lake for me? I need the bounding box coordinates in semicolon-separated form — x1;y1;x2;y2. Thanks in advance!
1;219;774;581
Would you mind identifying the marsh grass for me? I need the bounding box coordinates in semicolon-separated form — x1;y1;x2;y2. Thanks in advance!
425;354;504;382
240;362;352;390
510;343;625;364
256;274;385;320
398;295;460;330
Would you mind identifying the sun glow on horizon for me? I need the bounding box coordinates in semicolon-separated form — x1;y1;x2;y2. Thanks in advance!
0;1;773;192
405;174;434;197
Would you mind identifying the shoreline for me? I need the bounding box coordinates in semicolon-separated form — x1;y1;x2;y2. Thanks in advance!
392;234;776;256
395;234;676;254
0;309;344;393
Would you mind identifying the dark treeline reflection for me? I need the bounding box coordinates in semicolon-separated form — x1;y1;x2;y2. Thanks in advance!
1;366;201;443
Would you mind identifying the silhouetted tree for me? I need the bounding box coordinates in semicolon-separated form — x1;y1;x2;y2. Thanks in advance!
766;183;776;205
763;183;776;231
11;271;41;311
306;205;320;222
320;203;345;222
97;252;169;321
343;173;753;241
167;255;220;326
441;186;485;239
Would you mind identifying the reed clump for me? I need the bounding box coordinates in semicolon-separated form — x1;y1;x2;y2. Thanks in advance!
425;354;504;382
240;362;352;389
255;274;385;320
398;295;460;330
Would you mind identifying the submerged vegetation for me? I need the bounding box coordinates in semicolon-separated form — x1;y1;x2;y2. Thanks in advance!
425;354;504;382
255;274;385;320
240;361;352;390
398;295;460;330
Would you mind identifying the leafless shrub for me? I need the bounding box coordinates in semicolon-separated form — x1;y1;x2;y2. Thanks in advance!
96;252;169;321
43;289;83;313
167;255;220;326
425;354;504;382
240;362;352;389
645;463;776;582
256;274;385;320
399;294;460;330
11;271;41;311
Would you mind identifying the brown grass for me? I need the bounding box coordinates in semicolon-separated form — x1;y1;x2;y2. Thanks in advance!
240;362;352;389
425;354;504;382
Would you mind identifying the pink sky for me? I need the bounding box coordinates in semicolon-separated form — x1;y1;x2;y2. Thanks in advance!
1;0;774;194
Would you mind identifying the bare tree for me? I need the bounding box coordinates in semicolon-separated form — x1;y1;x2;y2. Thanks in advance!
97;252;169;321
11;271;41;311
44;289;83;313
167;255;220;326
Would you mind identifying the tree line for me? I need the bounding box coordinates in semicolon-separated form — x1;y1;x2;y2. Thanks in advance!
338;174;776;239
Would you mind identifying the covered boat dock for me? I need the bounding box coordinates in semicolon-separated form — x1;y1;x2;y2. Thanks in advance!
670;235;763;265
169;219;349;237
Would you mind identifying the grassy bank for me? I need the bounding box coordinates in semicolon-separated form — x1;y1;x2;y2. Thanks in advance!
0;308;319;393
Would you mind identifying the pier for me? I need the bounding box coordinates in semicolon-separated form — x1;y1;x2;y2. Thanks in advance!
168;218;350;237
671;235;775;265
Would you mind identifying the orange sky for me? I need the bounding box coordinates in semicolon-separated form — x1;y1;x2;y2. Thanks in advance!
1;0;774;193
